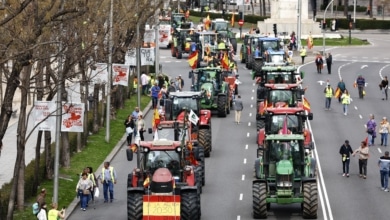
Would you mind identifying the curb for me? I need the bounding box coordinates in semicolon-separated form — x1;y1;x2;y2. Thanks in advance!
66;101;153;219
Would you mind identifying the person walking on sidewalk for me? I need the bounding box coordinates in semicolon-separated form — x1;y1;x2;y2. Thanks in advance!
124;115;135;145
378;151;390;191
234;95;243;124
380;76;388;100
101;162;117;203
352;141;370;179
340;89;351;115
339;140;353;177
299;46;306;64
326;52;332;74
379;117;390;146
324;84;334;110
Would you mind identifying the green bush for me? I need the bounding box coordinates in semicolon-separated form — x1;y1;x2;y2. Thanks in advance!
316;18;390;30
189;10;268;24
320;4;367;12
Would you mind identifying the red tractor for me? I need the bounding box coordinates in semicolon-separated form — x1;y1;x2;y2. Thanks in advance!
257;107;314;149
256;83;306;130
126;139;202;220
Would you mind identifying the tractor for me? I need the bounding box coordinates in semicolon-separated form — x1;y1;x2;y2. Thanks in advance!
239;33;267;64
194;31;219;67
257;108;313;149
189;67;231;118
253;65;303;87
256;83;306;130
210;18;237;53
126;139;202;220
171;23;196;59
253;134;318;219
246;37;282;71
163;91;213;157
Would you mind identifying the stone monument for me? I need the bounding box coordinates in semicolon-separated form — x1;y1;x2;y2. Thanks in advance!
257;0;322;37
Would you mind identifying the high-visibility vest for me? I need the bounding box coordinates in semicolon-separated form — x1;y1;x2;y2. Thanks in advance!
218;42;225;49
342;94;350;104
102;166;115;181
300;48;306;57
325;88;333;97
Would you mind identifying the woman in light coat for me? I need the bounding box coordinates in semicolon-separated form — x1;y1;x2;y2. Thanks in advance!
379;117;390;146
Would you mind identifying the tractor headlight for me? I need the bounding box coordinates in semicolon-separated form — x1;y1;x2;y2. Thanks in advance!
175;147;182;153
143;147;149;153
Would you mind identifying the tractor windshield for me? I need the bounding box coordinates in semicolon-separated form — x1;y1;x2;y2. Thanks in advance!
268;90;293;105
172;97;199;117
157;126;189;141
269;141;301;162
261;40;279;51
145;150;181;176
269;115;300;134
264;72;294;83
212;22;227;31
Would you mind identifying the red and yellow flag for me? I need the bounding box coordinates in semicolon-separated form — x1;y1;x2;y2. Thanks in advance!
204;14;211;30
231;13;235;27
188;50;198;69
260;99;267;115
334;87;341;98
221;52;229;69
152;108;160;128
303;97;311;112
307;35;313;49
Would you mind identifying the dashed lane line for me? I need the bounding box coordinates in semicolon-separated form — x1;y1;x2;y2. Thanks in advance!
249;113;252;117
242;175;245;181
245;144;248;150
248;122;251;126
239;193;243;200
247;132;250;137
243;158;247;164
250;104;253;108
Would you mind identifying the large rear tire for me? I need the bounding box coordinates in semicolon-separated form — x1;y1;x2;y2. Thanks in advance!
194;166;203;194
253;59;263;74
127;173;133;188
257;120;265;131
171;45;176;57
181;190;200;220
248;56;253;69
217;95;227;117
197;147;206;186
127;191;143;220
230;37;237;53
199;129;212;157
177;47;183;59
240;47;245;63
302;182;318;219
253;182;267;219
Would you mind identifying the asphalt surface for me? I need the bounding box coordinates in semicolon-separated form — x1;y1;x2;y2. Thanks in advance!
67;34;390;219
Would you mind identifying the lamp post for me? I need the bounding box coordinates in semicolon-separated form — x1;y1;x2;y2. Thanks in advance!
136;0;141;167
353;0;356;28
322;0;334;55
297;0;302;51
105;0;113;143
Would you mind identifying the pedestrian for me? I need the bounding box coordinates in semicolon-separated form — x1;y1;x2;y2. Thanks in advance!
124;115;135;145
159;85;167;106
47;203;65;220
101;161;117;203
379;117;390;146
37;202;48;220
366;114;377;146
324;84;334;110
352;141;369;179
331;19;336;31
380;76;388;100
178;75;185;91
289;32;296;50
168;81;176;95
355;74;365;99
337;78;346;102
378;151;390;191
36;188;47;208
339;140;353;177
315;53;323;74
76;172;93;211
136;114;145;141
299;46;306;64
340;89;351;115
140;72;148;95
326;52;332;74
151;82;160;109
87;166;98;202
234;95;243;124
131;107;142;121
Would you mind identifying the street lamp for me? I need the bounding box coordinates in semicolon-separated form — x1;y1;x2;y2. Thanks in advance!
105;0;113;143
322;0;334;55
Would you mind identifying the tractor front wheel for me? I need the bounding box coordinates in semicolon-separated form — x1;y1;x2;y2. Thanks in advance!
171;45;176;57
199;129;212;157
217;95;227;117
253;182;268;219
302;182;318;219
127;191;143;220
181;190;200;220
253;60;263;73
257;120;265;131
177;47;183;59
197;146;206;186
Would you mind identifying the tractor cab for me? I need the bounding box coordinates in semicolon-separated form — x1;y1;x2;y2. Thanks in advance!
164;91;202;120
257;84;305;107
171;13;185;29
191;68;224;94
195;31;219;58
254;65;301;85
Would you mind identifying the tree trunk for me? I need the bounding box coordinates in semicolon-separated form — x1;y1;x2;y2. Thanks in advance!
44;131;53;179
93;84;100;133
100;84;106;127
343;0;349;16
369;0;373;18
262;0;266;16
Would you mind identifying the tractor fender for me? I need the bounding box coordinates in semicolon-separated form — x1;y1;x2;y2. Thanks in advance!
253;178;267;185
127;187;144;193
180;185;198;193
257;129;265;146
301;178;317;184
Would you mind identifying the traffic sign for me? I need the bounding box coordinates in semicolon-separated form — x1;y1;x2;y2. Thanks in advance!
238;19;244;26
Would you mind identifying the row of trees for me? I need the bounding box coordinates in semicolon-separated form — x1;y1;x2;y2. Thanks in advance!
0;0;163;219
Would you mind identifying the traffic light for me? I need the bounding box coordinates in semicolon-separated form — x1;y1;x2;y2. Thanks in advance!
319;22;322;29
347;14;352;21
239;12;243;20
273;24;277;36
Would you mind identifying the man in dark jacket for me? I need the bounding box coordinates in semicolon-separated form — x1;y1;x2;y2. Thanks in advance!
339;140;353;177
234;95;244;124
337;79;346;102
356;75;366;99
326;53;332;74
380;76;388;100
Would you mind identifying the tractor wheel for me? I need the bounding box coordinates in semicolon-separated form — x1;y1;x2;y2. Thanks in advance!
240;49;245;63
171;45;176;57
248;56;253;69
181;190;200;220
217;95;227;117
253;60;263;73
230;37;237;54
195;166;203;194
177;47;183;59
253;182;268;219
127;191;143;220
127;173;133;188
199;129;212;157
302;182;318;219
227;99;231;114
245;56;250;69
257;120;265;131
197;146;206;186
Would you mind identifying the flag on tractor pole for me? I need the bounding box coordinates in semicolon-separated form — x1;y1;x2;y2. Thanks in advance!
205;14;211;30
188;50;198;69
231;13;235;27
281;115;288;134
307;34;313;49
152;108;160;128
260;99;267;115
303;97;311;112
334;87;341;98
189;110;199;125
221;52;229;69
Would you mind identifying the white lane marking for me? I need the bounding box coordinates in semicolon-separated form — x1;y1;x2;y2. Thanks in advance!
359;115;363;119
253;83;255;86
245;144;248;149
379;64;390;79
247;132;250;137
243;158;247;164
252;89;255;93
250;104;253;108
251;96;254;100
248;122;251;126
361;65;368;69
337;62;354;81
249;113;252;117
354;106;358;110
364;124;367;128
242;175;245;181
239;193;243;200
378;148;382;154
237;216;241;220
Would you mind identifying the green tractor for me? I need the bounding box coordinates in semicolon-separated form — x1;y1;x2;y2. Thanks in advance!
210;18;237;53
189;67;231;117
253;134;318;219
239;33;267;64
171;23;196;59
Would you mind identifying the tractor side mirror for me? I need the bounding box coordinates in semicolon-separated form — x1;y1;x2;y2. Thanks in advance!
126;148;134;161
235;74;239;79
148;128;153;134
307;112;313;120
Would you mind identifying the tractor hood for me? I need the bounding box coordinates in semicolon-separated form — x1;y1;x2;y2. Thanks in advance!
151;168;174;193
276;160;293;175
201;82;214;95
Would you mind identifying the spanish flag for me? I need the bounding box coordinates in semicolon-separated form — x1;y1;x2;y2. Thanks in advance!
205;14;211;30
143;176;150;187
260;99;267;115
221;52;229;69
231;13;235;27
188;50;198;69
152;108;160;128
307;35;313;49
334;87;341;98
303;97;311;112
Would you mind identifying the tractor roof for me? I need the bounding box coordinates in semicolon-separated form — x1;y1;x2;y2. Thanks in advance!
265;107;306;114
196;31;219;36
140;139;182;150
193;67;221;71
265;134;305;141
247;34;267;38
264;83;301;89
261;65;297;72
266;49;285;55
169;91;202;98
212;18;228;23
259;37;279;41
